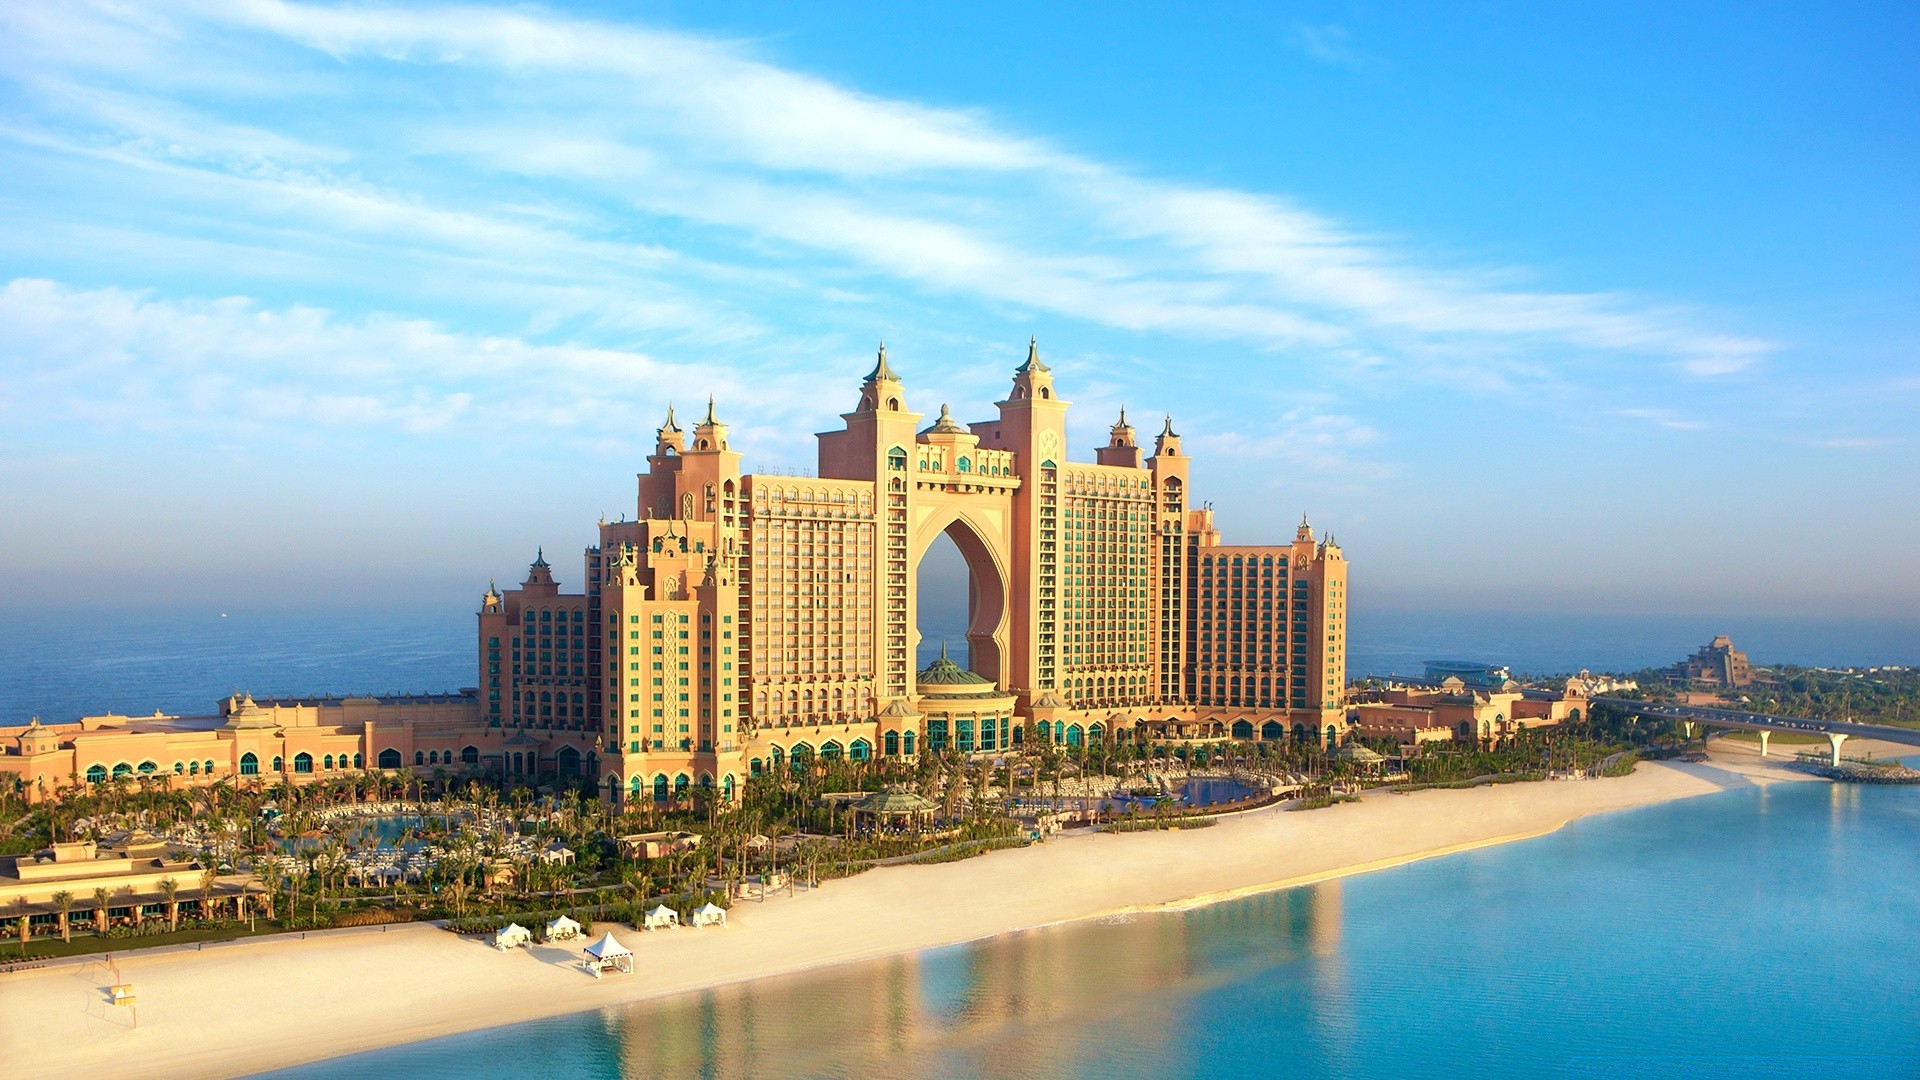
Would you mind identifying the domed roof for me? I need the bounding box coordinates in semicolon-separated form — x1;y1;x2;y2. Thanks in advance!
917;647;990;687
917;641;1006;691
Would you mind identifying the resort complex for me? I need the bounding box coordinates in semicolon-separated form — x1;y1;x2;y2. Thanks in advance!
0;343;1350;806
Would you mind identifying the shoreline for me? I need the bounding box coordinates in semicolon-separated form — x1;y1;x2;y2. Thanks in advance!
0;749;1876;1080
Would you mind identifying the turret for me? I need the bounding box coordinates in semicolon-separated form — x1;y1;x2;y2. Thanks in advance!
1151;415;1182;459
654;403;684;456
522;549;560;597
690;395;729;453
1007;336;1055;402
1096;406;1141;468
855;343;908;414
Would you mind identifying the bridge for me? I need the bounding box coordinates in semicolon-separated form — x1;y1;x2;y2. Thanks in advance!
1592;696;1920;766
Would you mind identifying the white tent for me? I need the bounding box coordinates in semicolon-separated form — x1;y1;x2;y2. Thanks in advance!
582;931;633;978
643;904;680;930
545;914;583;942
492;922;531;951
690;902;727;928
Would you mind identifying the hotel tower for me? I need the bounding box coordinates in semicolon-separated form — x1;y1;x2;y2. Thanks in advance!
478;342;1348;805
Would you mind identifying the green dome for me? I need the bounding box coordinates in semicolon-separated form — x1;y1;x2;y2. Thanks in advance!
916;652;991;686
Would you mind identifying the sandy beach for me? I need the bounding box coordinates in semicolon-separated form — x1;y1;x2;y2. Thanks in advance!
0;749;1884;1080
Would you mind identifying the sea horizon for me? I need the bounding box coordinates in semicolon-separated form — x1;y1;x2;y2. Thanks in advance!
4;602;1914;726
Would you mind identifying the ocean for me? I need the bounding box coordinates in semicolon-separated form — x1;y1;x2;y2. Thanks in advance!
262;773;1920;1079
4;604;1915;725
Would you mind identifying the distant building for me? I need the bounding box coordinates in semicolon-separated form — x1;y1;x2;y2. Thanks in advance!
1670;636;1752;687
1565;670;1638;697
1423;660;1513;691
1349;684;1587;747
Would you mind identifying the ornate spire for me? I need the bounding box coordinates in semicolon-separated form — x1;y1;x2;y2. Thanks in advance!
659;402;680;433
1015;335;1048;375
1161;415;1177;438
532;547;548;569
1296;514;1314;542
865;341;899;383
924;403;968;435
702;394;718;426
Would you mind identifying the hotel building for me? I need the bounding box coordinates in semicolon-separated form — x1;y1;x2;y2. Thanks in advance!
482;342;1348;804
1;343;1348;804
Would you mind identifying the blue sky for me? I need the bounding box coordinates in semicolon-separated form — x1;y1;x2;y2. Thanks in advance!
1;0;1915;617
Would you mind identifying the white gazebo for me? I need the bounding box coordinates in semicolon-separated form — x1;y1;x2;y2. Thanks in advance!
545;914;583;942
643;904;680;931
492;922;532;951
690;902;727;928
582;932;633;978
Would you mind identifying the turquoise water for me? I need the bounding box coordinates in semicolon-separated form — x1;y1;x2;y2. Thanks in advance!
265;769;1920;1079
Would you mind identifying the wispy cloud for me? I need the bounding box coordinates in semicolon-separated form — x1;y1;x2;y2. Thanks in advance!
1616;407;1709;431
0;278;843;452
0;0;1775;392
1288;23;1385;72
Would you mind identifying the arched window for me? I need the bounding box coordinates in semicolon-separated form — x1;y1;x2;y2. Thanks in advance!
903;731;917;756
653;774;669;802
240;752;259;776
884;731;899;756
378;748;402;769
323;754;334;770
722;774;735;801
188;761;199;775
112;762;133;780
353;753;362;768
173;761;185;775
137;760;158;774
674;774;690;799
414;751;425;766
271;756;283;772
293;752;313;774
86;764;107;784
205;759;216;774
462;745;479;765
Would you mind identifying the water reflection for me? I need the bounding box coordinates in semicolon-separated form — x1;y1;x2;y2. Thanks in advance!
596;883;1346;1078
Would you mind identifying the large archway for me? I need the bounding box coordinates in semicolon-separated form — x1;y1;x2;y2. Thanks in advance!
911;512;1011;686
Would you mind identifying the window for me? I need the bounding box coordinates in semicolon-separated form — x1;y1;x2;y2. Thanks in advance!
414;751;426;766
240;752;259;776
86;764;107;784
378;748;402;769
294;752;313;773
461;745;479;764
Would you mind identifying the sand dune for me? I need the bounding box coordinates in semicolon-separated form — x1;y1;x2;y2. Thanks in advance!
0;761;1736;1080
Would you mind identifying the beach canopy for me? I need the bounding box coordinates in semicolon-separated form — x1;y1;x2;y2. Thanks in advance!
852;788;938;816
584;931;631;960
493;922;531;950
1333;744;1386;765
545;915;583;941
582;931;632;977
691;902;727;928
644;904;680;930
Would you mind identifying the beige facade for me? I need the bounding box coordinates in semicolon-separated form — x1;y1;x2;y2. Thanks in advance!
1347;684;1587;746
478;343;1351;805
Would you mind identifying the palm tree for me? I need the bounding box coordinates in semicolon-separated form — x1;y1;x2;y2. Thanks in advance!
199;859;221;921
92;887;110;934
158;877;180;932
51;890;74;943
